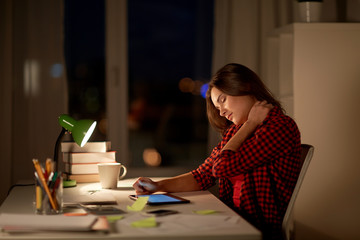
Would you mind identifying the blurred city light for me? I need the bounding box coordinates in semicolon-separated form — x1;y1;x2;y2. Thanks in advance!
143;148;162;167
200;83;209;98
50;63;63;78
179;77;195;93
179;77;208;98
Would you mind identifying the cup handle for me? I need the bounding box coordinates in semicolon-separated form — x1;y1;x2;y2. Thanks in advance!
119;165;127;180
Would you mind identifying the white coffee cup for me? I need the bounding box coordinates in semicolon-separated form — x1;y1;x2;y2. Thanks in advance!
97;162;127;189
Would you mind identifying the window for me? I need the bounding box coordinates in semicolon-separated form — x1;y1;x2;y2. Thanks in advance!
128;0;214;169
64;0;106;140
64;0;214;170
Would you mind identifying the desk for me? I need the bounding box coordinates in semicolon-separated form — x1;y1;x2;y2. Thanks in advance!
0;178;261;240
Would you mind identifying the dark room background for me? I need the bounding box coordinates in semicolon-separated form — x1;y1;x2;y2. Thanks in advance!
64;0;214;169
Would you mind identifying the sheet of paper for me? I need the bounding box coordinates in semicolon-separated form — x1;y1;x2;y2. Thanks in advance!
170;214;240;230
126;196;149;212
63;185;116;204
0;213;98;232
117;213;241;235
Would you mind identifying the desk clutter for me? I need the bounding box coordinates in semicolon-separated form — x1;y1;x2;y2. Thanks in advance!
61;141;115;183
33;158;63;214
0;191;240;235
72;193;240;233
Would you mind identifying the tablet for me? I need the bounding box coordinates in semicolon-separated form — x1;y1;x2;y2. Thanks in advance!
129;193;190;205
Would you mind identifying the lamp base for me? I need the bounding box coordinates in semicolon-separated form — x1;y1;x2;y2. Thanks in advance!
63;179;77;188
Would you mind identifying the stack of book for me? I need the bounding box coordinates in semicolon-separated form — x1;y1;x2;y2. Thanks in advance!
61;141;115;183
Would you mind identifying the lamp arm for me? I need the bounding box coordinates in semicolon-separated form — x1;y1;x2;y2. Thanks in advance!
54;127;66;172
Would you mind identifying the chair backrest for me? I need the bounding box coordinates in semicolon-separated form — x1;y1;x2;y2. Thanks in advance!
282;144;314;240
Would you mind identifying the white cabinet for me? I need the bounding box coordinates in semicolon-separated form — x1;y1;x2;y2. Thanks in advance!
265;23;360;240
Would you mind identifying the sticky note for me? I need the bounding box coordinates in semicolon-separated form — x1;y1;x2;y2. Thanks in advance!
106;215;124;223
127;196;149;212
193;209;217;215
131;216;157;228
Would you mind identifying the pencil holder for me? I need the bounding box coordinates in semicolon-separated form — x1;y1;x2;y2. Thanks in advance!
34;172;63;215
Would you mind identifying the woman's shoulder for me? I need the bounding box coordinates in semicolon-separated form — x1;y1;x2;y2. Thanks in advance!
221;124;241;142
267;107;299;129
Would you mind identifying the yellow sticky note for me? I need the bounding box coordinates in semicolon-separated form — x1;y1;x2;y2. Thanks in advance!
106;215;124;223
127;196;149;212
193;209;217;215
131;216;157;228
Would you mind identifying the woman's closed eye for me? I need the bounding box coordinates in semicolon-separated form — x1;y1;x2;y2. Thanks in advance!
219;95;226;103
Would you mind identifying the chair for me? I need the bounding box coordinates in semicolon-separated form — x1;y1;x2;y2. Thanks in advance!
282;144;314;240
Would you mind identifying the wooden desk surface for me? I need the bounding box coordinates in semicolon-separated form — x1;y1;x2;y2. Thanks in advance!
0;178;261;240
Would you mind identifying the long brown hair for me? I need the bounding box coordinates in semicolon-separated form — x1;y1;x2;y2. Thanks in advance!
206;63;283;135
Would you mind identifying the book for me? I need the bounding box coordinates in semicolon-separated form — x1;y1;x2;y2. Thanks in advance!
61;141;115;181
62;173;100;183
64;162;116;175
61;141;111;153
62;151;116;164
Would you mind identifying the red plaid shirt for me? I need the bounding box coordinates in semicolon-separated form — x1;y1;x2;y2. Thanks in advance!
191;107;301;236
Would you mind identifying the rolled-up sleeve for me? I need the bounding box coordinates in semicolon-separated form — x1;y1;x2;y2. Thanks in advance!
212;116;298;178
191;146;220;190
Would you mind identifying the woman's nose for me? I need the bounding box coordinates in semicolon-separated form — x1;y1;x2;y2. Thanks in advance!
219;107;226;117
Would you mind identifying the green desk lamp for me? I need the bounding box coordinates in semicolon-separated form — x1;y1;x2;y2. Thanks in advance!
54;114;97;187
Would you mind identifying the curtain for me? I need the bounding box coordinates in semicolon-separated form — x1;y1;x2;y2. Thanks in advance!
212;0;294;78
209;0;341;149
0;0;67;204
0;0;14;204
208;0;295;150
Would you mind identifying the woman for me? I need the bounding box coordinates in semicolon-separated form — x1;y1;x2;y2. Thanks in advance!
133;63;301;239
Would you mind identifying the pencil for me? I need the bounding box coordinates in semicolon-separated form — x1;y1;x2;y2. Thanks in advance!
45;158;53;175
36;185;42;210
32;159;58;211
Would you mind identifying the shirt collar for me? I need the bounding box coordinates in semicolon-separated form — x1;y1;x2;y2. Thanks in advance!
230;106;282;129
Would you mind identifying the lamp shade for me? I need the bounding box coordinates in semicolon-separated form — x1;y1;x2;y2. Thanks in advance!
58;114;97;147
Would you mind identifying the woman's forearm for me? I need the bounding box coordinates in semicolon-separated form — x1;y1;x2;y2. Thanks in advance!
221;120;258;152
222;101;273;152
157;172;201;193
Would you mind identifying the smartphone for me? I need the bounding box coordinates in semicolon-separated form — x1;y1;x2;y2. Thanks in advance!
129;193;190;205
143;209;179;217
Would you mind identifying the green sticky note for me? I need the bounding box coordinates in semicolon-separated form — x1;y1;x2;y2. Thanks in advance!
106;215;124;223
193;209;217;215
131;216;157;228
127;196;149;212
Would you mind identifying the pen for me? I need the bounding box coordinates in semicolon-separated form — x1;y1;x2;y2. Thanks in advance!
63;212;88;216
47;172;54;186
32;159;58;210
49;171;58;189
51;173;61;196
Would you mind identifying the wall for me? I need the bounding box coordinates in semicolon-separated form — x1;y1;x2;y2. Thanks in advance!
266;23;360;240
292;23;360;240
